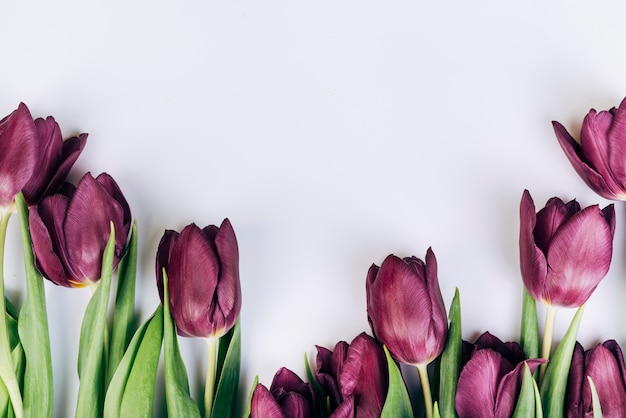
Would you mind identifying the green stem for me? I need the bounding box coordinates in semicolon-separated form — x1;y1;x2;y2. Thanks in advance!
204;337;218;417
0;212;22;418
540;304;557;381
417;363;433;418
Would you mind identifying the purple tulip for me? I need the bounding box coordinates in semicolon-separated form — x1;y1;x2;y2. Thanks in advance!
315;333;388;418
0;103;86;210
456;333;544;418
156;219;241;339
29;172;131;287
566;340;626;417
366;248;448;366
553;97;626;200
250;368;318;418
519;189;615;307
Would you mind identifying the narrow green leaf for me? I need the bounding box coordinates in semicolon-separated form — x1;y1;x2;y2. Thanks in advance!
439;287;461;418
381;346;414;418
533;373;543;418
75;225;116;418
0;308;22;418
242;376;258;418
433;401;441;418
211;319;241;418
107;221;138;384
588;376;603;418
104;305;163;418
512;363;536;418
162;270;201;418
520;288;539;360
540;305;585;418
304;351;330;418
15;192;53;418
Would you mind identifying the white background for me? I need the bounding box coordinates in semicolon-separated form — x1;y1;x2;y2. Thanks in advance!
3;1;626;416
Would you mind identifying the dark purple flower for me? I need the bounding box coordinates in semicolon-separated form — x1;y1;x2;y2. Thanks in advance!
315;333;388;418
366;248;448;366
566;340;626;417
553;97;626;200
156;219;241;339
456;333;545;418
29;172;131;287
0;103;86;210
250;368;317;418
519;189;615;308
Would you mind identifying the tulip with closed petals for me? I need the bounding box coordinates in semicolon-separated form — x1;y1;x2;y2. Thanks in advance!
366;248;447;418
566;340;626;417
315;332;388;418
250;368;318;418
29;172;131;287
553;97;626;200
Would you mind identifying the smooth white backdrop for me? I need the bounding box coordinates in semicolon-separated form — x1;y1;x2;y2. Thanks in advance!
3;1;626;416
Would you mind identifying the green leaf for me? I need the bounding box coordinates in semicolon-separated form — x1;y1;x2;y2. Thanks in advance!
513;363;536;418
104;305;163;418
540;305;585;418
75;224;116;418
304;352;330;418
162;270;201;418
107;221;138;384
439;288;461;418
520;288;539;360
15;192;53;418
242;376;258;418
211;319;241;418
381;346;414;418
433;401;441;418
588;376;603;418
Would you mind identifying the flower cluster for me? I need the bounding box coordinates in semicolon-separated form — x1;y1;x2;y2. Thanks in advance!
0;95;625;418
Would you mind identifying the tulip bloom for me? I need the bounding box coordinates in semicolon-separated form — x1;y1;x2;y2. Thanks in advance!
250;368;318;418
156;219;241;340
0;102;86;211
519;189;615;308
29;172;131;287
456;340;544;418
553;97;626;200
315;333;388;418
566;340;626;417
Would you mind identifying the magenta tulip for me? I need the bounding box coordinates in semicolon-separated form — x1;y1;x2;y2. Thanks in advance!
519;189;615;307
315;333;388;418
250;368;318;418
566;340;626;417
0;102;86;210
553;97;626;200
156;219;241;339
366;248;447;366
29;172;131;287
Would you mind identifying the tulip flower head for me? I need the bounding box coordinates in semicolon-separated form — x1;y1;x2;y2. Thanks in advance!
250;367;318;418
554;97;626;200
519;190;615;308
566;340;626;418
156;219;241;339
315;333;388;418
29;172;131;288
0;103;86;212
366;248;448;366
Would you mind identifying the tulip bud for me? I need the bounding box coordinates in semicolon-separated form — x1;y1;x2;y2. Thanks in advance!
315;333;388;417
156;219;241;339
553;97;626;200
29;172;131;287
519;189;615;308
566;340;626;417
250;368;318;418
0;103;86;211
366;248;448;366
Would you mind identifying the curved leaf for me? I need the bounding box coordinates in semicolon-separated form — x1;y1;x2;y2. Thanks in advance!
381;346;413;418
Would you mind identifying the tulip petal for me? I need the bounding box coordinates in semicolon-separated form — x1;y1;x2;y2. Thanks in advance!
545;205;613;307
95;172;131;255
155;229;179;302
424;248;448;361
583;342;626;417
607;98;626;191
315;345;343;408
455;349;501;418
565;342;584;418
168;223;219;338
534;197;580;253
519;190;549;303
250;384;285;418
329;397;355;418
474;332;527;366
0;103;38;207
579;109;618;185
